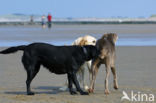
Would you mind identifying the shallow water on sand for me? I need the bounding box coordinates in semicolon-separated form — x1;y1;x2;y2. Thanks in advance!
0;25;156;47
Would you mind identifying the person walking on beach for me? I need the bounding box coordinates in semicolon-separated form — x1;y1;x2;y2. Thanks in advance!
30;15;34;24
47;13;52;28
41;15;46;28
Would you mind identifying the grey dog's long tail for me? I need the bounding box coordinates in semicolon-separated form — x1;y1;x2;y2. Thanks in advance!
0;45;26;54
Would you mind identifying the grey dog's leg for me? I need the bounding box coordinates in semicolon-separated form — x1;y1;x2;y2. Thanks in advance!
111;66;118;89
105;63;111;95
89;59;100;92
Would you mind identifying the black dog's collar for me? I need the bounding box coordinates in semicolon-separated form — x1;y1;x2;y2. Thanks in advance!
82;47;87;55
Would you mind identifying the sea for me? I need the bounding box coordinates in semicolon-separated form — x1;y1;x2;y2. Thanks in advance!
0;25;156;47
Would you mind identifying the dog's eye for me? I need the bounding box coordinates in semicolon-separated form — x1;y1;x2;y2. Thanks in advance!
92;40;96;43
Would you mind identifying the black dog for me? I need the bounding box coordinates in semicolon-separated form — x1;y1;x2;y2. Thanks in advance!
0;43;99;95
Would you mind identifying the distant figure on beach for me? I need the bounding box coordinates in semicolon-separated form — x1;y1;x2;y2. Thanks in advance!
30;15;34;23
47;13;52;28
41;15;46;28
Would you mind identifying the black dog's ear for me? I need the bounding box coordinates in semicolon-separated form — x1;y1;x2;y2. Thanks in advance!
94;47;100;58
89;46;100;59
83;45;99;60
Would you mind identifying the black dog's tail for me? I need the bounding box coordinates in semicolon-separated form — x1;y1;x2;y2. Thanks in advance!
0;45;26;54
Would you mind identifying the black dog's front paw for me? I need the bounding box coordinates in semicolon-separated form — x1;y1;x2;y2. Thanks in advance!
80;91;89;95
70;90;77;95
27;92;35;95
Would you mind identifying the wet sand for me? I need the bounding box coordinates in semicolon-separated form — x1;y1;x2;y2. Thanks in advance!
1;24;156;42
0;46;156;103
0;24;156;103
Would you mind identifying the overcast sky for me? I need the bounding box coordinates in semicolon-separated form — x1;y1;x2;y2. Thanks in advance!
0;0;155;18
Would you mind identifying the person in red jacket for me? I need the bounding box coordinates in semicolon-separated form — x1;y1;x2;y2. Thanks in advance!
47;13;52;28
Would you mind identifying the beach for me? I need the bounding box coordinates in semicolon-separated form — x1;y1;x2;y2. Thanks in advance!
0;24;156;103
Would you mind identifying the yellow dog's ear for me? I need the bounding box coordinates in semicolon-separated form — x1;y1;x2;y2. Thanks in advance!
79;38;87;46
